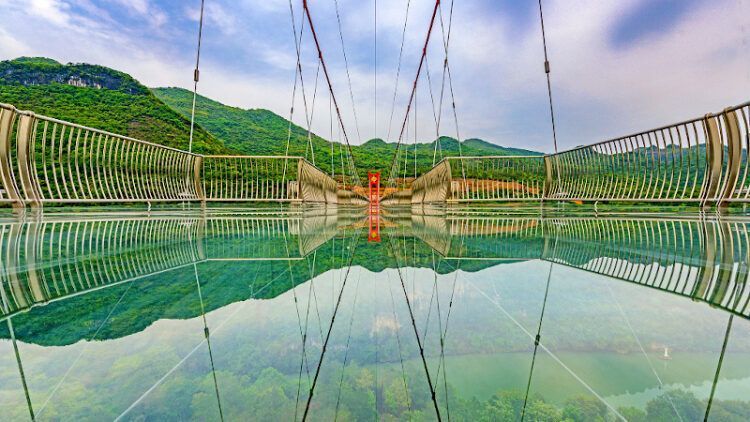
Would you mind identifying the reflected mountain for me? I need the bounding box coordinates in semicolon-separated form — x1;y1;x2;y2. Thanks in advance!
1;208;750;421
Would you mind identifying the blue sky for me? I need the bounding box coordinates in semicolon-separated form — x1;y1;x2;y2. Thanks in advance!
0;0;748;152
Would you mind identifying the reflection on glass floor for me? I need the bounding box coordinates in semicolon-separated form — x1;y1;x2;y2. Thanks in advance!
1;207;749;421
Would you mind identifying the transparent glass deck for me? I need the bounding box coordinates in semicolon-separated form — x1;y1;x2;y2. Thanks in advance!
1;206;749;421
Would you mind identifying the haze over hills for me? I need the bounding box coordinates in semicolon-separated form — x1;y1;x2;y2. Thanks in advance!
0;57;540;179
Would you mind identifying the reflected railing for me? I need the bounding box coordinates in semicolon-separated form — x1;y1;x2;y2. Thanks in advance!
409;214;750;320
0;104;352;207
0;210;345;319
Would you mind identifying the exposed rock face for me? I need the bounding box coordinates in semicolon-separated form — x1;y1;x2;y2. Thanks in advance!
0;57;148;95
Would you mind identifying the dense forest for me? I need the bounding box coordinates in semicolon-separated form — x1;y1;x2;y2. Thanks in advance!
0;57;227;154
0;56;540;182
153;86;540;180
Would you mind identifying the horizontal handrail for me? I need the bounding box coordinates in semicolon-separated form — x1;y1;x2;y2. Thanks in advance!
0;104;347;206
32;113;203;157
408;100;750;207
550;100;749;156
445;155;544;160
204;155;304;159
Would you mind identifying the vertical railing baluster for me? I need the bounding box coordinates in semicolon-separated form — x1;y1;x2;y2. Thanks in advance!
0;105;23;206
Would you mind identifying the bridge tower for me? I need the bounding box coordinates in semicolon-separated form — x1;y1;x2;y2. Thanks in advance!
368;172;380;242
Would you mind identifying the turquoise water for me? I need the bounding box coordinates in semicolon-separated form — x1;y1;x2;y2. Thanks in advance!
1;208;749;421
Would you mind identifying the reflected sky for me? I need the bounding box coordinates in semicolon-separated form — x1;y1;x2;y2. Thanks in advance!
1;208;749;421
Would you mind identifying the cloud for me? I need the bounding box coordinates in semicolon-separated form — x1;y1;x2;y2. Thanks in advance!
0;28;29;58
0;0;747;153
108;0;168;28
29;0;72;26
185;2;237;35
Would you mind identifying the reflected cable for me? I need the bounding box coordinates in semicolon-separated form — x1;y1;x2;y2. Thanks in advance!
607;284;684;422
705;314;734;420
387;271;414;413
194;263;225;422
520;260;555;421
7;317;34;420
521;229;559;421
386;234;443;421
333;267;364;422
116;263;276;421
302;230;363;421
467;279;626;420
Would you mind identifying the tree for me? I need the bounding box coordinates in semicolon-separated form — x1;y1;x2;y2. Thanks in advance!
562;395;610;422
645;390;703;422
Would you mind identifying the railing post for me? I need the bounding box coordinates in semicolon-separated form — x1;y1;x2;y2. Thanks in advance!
0;105;23;208
718;108;743;207
702;113;723;208
543;155;554;200
297;158;305;202
193;155;205;202
693;219;718;300
16;113;41;208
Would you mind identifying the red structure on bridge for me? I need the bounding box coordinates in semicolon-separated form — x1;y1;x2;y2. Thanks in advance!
368;172;380;242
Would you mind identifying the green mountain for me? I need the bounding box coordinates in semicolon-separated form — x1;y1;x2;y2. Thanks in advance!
0;57;228;154
0;57;540;179
152;87;541;180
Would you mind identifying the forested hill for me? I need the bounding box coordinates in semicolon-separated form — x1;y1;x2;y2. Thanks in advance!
0;57;228;154
0;56;540;173
153;87;541;178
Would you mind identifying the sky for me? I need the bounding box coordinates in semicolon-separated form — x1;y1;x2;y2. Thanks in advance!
0;0;748;153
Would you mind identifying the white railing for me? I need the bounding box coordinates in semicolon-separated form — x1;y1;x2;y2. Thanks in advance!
403;100;750;207
0;103;347;207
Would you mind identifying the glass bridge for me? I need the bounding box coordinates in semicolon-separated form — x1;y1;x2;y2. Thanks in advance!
1;207;749;421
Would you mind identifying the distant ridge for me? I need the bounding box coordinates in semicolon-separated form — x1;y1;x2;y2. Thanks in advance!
0;56;541;177
153;87;541;178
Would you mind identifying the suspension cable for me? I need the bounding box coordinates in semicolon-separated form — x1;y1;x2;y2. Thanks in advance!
284;0;307;187
303;60;322;164
386;0;442;183
301;0;360;184
330;93;335;178
188;0;206;154
436;0;466;184
333;0;363;145
432;0;455;165
537;0;559;154
385;0;413;187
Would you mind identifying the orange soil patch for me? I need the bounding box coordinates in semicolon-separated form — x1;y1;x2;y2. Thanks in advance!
454;179;540;195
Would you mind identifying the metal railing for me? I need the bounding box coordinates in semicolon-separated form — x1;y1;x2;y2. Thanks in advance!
201;155;299;201
401;101;750;207
447;156;546;201
0;103;346;207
